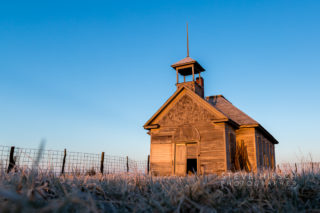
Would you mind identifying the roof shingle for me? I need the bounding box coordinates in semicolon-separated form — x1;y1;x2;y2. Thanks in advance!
206;95;258;126
171;57;196;67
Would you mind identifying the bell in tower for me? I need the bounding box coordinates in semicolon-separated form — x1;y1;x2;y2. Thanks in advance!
171;23;205;98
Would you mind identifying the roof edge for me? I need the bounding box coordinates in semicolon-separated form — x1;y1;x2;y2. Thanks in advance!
240;124;279;144
171;61;196;68
257;124;279;144
144;124;160;130
143;86;185;129
143;86;227;129
171;57;205;71
206;95;231;104
213;118;240;129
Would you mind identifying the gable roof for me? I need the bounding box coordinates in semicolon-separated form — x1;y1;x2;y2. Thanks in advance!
143;86;229;129
206;95;278;144
206;95;258;126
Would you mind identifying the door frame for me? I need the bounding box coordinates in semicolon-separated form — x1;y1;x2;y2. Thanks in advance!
173;141;199;175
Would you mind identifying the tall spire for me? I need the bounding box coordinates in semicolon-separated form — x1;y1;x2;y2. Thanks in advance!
187;22;189;57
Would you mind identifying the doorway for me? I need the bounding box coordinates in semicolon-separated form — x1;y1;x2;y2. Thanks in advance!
187;159;197;174
174;143;198;176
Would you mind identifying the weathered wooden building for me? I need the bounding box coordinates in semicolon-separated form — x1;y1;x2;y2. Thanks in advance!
144;51;278;176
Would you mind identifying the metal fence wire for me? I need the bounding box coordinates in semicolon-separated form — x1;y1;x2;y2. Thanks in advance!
0;145;148;175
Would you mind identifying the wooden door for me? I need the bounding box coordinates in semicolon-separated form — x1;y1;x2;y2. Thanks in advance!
175;144;186;176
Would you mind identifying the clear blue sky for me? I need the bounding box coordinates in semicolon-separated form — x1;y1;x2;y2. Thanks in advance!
1;0;319;163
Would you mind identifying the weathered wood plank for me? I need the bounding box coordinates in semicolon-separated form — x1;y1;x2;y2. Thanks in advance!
175;144;186;176
187;143;197;159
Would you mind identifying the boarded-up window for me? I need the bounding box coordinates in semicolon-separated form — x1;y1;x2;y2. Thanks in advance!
229;133;236;169
271;144;275;169
256;137;260;166
259;137;263;166
150;143;172;175
263;140;266;167
266;141;270;167
268;143;271;168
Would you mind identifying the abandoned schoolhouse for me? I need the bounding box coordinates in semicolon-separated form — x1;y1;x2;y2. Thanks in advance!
143;29;278;176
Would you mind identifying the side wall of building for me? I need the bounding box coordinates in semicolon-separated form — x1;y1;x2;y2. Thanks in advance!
235;128;257;172
198;122;227;174
255;129;275;170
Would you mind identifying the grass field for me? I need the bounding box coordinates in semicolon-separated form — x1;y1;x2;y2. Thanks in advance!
0;167;319;213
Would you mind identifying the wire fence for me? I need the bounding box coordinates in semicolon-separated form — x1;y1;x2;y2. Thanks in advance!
1;145;318;176
278;162;320;174
0;145;149;175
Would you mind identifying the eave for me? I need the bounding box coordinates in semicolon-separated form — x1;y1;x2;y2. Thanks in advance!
240;124;279;144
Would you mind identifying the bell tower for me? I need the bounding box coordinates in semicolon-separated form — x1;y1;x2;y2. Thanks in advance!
171;23;205;98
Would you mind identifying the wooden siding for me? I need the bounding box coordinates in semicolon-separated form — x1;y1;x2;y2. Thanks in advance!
150;135;172;176
150;122;227;175
255;129;276;170
225;124;236;171
197;122;226;174
187;143;197;159
175;144;186;175
236;128;257;171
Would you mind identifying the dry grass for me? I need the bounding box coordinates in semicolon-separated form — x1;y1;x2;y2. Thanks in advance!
0;168;319;213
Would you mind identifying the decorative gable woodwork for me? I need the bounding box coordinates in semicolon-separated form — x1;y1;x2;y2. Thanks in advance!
158;94;215;127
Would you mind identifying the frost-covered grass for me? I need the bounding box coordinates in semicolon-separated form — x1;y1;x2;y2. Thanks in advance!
0;169;319;212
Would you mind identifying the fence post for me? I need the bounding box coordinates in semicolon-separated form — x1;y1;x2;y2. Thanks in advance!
126;156;129;172
61;149;67;175
100;152;105;174
147;155;150;174
7;146;15;173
